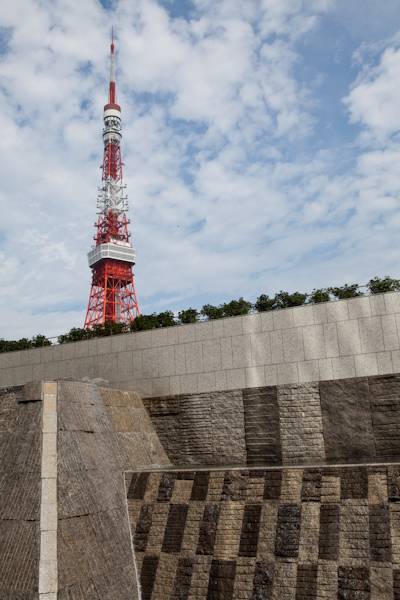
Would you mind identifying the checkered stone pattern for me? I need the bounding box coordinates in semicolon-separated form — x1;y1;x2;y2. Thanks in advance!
126;465;400;600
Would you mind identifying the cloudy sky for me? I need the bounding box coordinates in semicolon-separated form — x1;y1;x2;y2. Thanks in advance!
1;0;400;340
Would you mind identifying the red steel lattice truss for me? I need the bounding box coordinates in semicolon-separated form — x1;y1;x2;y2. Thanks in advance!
84;33;140;328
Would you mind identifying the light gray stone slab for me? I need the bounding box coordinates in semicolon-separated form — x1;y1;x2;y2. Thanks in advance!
358;316;385;353
282;328;305;362
298;360;320;383
43;413;57;434
332;356;356;379
43;433;57;455
125;333;138;351
195;321;213;341
111;334;127;353
337;320;361;356
270;330;284;364
44;362;59;382
27;349;41;365
391;350;400;374
245;366;266;388
40;346;55;363
384;291;400;314
13;366;26;385
377;351;393;374
152;377;171;397
198;371;216;393
142;348;159;379
250;332;272;366
158;346;175;377
232;335;252;368
323;322;339;358
0;368;13;386
179;374;198;394
131;349;143;379
135;330;153;349
133;379;153;397
151;327;169;348
39;593;57;600
185;341;203;373
41;478;57;506
273;308;294;330
354;353;379;377
101;354;118;382
33;363;46;381
214;370;227;391
42;454;57;478
40;503;57;530
347;296;371;319
174;344;186;375
318;358;333;380
382;314;400;350
292;305;314;327
221;337;233;370
265;364;278;386
39;560;57;594
40;530;57;561
202;339;222;372
167;326;179;346
117;352;132;382
242;313;262;334
260;311;274;331
226;368;246;390
370;294;386;316
302;324;326;360
87;338;99;356
61;343;75;361
212;319;225;338
178;324;196;344
326;300;350;322
74;341;90;359
169;375;180;394
277;362;298;385
223;316;243;337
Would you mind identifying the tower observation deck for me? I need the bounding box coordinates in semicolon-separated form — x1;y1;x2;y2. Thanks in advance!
84;32;140;327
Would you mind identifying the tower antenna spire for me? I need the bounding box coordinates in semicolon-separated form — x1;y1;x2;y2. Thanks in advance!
84;34;140;328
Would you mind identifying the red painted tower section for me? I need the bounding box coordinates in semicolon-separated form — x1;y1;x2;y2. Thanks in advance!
85;33;140;328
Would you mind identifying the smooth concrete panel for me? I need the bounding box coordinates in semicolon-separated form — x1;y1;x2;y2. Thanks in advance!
323;323;339;358
194;321;213;341
318;358;333;380
270;330;284;364
265;364;278;386
174;345;186;375
220;337;233;370
111;334;127;353
245;366;266;388
273;309;294;330
277;363;298;385
151;328;169;348
260;311;274;332
177;324;195;344
223;316;243;337
158;346;175;378
313;303;328;324
298;360;320;383
354;353;379;377
326;300;349;322
384;292;400;314
377;351;393;375
198;371;216;393
142;348;159;379
382;315;400;351
332;356;356;379
242;313;262;335
96;337;113;356
226;368;246;390
117;352;133;382
135;330;153;350
73;341;90;359
179;374;198;394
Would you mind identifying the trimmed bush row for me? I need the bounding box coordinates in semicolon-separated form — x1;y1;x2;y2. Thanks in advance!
1;276;399;352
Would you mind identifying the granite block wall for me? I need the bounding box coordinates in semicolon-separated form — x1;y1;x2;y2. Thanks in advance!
0;382;42;599
2;292;400;395
144;374;400;467
126;465;400;600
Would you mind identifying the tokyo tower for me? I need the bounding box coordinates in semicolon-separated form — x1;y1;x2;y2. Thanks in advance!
84;33;140;328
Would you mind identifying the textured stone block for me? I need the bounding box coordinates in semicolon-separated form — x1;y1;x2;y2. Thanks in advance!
232;336;252;369
326;300;350;322
143;348;159;379
337;319;362;356
297;360;319;383
185;342;204;374
250;332;272;367
320;378;375;462
274;504;301;558
277;363;298;385
202;339;222;372
195;321;214;341
243;387;281;466
242;313;262;335
223;316;243;337
292;305;314;327
355;353;379;377
273;309;294;331
303;324;326;360
381;314;400;350
332;356;356;379
384;292;400;314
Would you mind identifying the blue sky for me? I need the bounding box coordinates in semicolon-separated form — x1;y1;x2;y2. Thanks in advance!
0;0;400;340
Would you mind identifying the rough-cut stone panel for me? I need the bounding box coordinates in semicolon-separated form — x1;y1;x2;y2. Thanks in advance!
206;559;236;600
0;520;40;596
140;555;159;600
295;564;318;599
210;390;247;465
142;396;181;463
318;504;340;561
369;504;392;563
369;374;400;459
251;562;274;600
214;502;245;561
278;383;325;464
162;504;189;554
170;557;194;600
180;394;213;464
238;504;262;557
337;566;370;600
339;503;370;566
320;378;376;462
301;469;322;502
274;504;301;558
197;505;220;556
298;503;320;564
243;386;281;465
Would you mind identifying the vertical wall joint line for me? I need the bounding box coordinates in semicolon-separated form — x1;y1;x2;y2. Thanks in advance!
39;381;58;599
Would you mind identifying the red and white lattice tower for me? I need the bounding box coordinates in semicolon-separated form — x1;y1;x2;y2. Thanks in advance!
84;33;140;328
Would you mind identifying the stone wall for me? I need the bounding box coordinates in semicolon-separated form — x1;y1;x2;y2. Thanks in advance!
126;464;400;600
1;292;400;396
0;382;42;599
143;374;400;467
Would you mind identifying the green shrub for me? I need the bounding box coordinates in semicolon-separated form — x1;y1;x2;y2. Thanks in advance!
274;291;308;308
367;276;400;294
178;308;199;324
308;288;331;304
254;294;277;312
328;284;363;299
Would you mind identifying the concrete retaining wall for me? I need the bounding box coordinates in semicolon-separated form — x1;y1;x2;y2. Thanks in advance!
1;292;400;396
